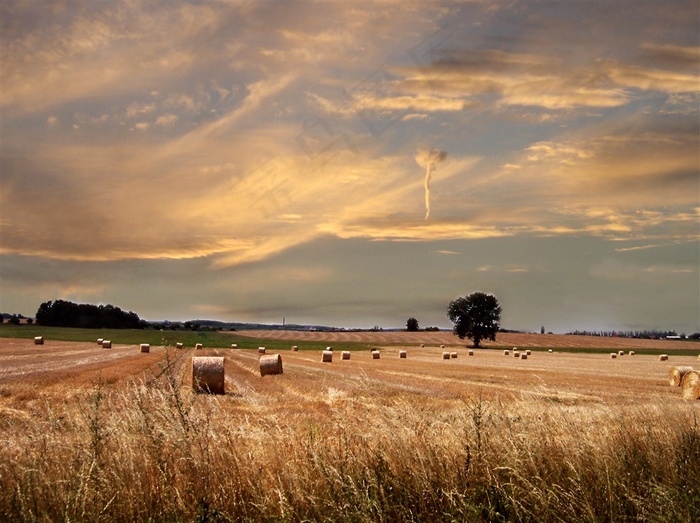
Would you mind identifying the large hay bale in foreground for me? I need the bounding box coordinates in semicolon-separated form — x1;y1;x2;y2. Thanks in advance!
34;336;44;345
342;351;350;360
659;354;668;361
681;371;700;400
140;343;150;353
192;356;225;393
322;350;333;363
669;366;694;387
260;354;283;376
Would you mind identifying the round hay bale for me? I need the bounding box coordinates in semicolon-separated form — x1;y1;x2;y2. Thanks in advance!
342;351;351;360
34;336;44;345
669;366;694;387
504;350;509;356
102;340;112;349
291;345;298;351
97;338;103;345
176;342;183;349
525;349;531;356
440;344;445;349
231;343;238;349
697;354;700;360
322;350;333;363
513;351;520;358
442;352;450;360
610;353;617;359
468;349;474;356
259;354;283;376
681;371;700;400
372;350;380;359
548;349;553;353
258;347;266;354
140;343;150;353
399;350;407;359
629;351;635;356
195;343;203;350
451;352;458;359
659;354;668;361
192;356;225;393
420;343;425;348
326;346;333;351
520;353;528;360
618;350;624;356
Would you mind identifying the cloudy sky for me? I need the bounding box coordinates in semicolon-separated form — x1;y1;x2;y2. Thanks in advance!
1;1;698;333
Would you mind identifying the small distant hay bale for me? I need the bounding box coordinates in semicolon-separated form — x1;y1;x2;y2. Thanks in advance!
697;354;700;360
34;336;44;345
258;347;266;354
513;351;520;358
322;350;333;363
468;349;474;356
102;340;112;349
140;343;150;353
548;349;553;353
610;353;617;359
342;351;350;360
192;356;225;393
513;347;518;352
259;354;283;376
231;343;238;349
176;342;183;349
440;344;445;349
442;352;450;360
525;350;531;356
372;350;380;359
291;345;298;351
326;346;333;351
97;338;103;345
420;344;425;348
399;350;407;359
618;350;624;356
669;366;694;387
451;352;458;359
681;371;700;400
520;353;528;360
504;350;509;356
629;351;635;356
659;354;668;361
195;343;203;350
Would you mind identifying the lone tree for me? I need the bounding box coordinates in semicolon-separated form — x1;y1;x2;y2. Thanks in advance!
446;292;501;348
406;317;419;332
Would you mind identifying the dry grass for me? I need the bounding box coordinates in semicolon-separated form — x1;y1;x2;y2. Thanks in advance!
0;339;699;522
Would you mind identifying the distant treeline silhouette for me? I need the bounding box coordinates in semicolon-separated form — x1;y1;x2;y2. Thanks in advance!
36;300;143;329
566;329;698;340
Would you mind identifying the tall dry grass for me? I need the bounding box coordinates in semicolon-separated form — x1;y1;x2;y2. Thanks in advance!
0;351;698;522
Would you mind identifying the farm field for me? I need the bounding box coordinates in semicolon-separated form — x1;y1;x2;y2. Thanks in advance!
1;334;699;521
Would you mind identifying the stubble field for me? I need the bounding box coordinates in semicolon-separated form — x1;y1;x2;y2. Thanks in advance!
1;332;699;521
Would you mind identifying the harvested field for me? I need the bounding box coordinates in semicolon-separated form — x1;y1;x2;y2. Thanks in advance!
234;329;700;351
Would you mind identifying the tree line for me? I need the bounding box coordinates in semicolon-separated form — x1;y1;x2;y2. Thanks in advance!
35;300;144;329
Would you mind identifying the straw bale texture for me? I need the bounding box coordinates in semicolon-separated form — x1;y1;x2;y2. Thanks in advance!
192;356;225;393
140;343;150;353
322;350;333;363
34;336;44;345
399;350;407;359
669;366;694;387
259;354;283;376
681;370;700;400
342;351;351;360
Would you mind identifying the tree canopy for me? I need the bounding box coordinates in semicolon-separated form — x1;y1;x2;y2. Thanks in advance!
406;317;419;332
35;300;143;329
446;292;501;348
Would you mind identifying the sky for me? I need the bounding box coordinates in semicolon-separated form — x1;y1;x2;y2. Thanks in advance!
1;0;699;334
